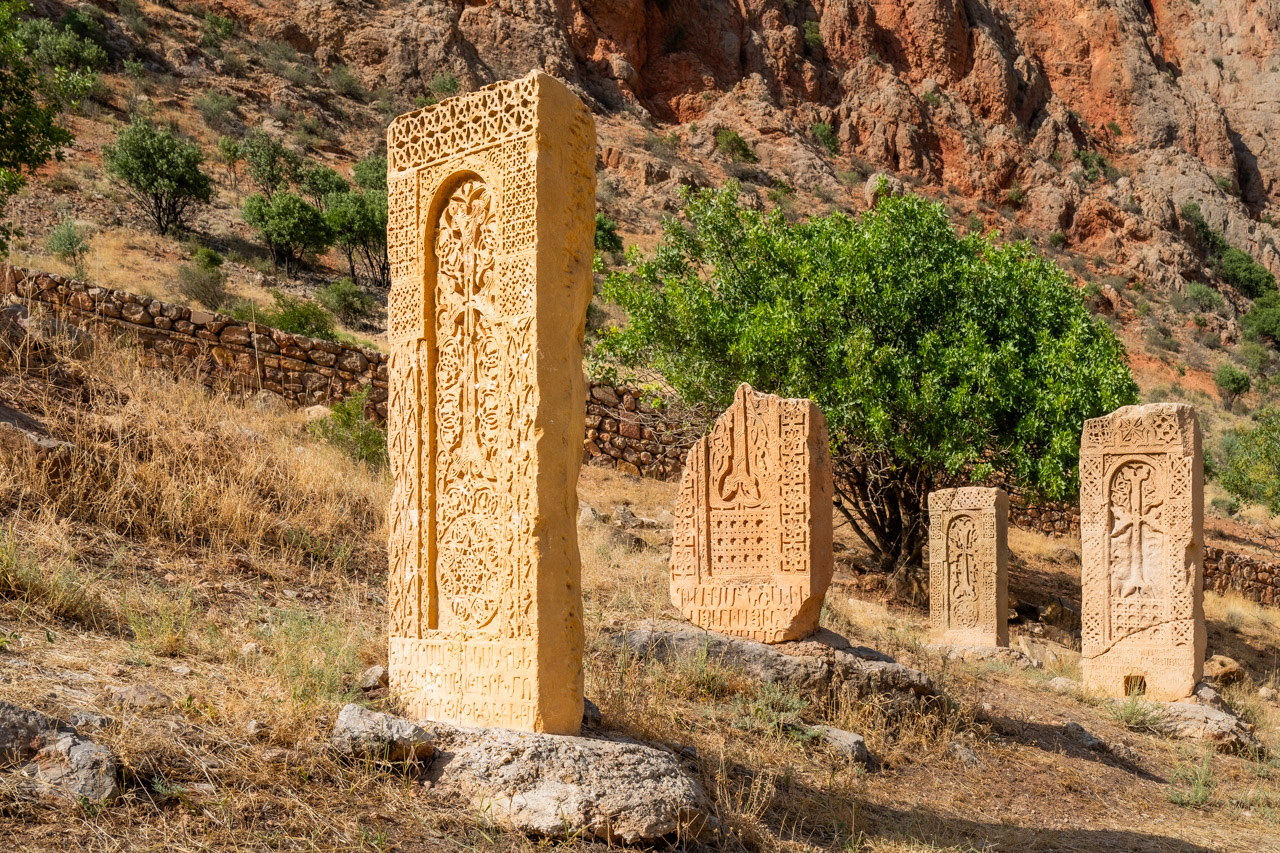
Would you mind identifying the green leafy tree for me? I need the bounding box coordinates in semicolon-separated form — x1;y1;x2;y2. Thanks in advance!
351;155;387;192
215;135;242;191
601;185;1138;569
103;117;214;236
241;130;299;197
1214;363;1251;408
1243;292;1280;343
323;188;388;288
297;162;348;210
0;0;93;253
1221;410;1280;515
16;14;107;73
242;191;331;275
595;212;623;253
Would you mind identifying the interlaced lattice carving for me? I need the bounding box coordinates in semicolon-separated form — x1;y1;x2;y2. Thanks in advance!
1080;404;1204;701
385;72;594;735
670;384;833;643
928;488;1008;646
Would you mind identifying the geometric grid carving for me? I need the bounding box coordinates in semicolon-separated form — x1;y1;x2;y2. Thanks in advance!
928;488;1008;647
1080;403;1205;701
670;384;834;643
385;72;596;734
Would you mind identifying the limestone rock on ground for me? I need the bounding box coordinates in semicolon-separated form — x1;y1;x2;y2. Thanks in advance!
1048;676;1078;693
0;701;119;804
936;645;1034;670
616;620;934;700
427;723;717;844
331;704;434;763
810;725;870;764
103;684;174;712
1204;654;1245;686
357;665;389;691
1063;721;1106;752
1156;700;1262;754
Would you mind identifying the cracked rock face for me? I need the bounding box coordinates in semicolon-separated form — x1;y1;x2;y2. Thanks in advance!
426;724;717;844
331;704;434;763
1157;699;1262;754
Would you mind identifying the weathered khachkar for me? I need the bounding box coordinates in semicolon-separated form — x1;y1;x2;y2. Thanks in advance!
1080;403;1205;701
384;72;595;734
670;384;834;643
928;487;1008;647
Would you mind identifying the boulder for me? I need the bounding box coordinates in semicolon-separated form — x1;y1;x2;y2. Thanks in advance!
103;684;174;712
1157;700;1261;754
1048;676;1078;693
331;703;434;762
1063;721;1106;752
0;701;118;804
358;665;389;691
1204;654;1245;686
578;504;602;525
429;724;716;844
616;620;933;700
811;725;869;764
936;645;1034;670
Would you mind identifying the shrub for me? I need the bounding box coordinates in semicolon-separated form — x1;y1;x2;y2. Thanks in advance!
46;218;89;278
241;129;300;197
1221;409;1280;514
200;12;236;48
601;185;1137;569
242;191;332;275
103;117;214;236
234;291;336;340
1215;175;1235;195
1182;202;1276;297
194;90;239;131
811;122;839;156
1048;230;1067;248
715;129;757;163
16;15;107;73
323;188;388;288
118;0;148;37
1107;120;1123;137
352;155;387;192
330;65;365;100
216;135;242;189
595;212;623;253
1005;184;1026;207
1236;340;1272;377
802;20;822;50
176;261;228;310
1186;281;1224;312
428;72;460;97
1243;292;1280;342
317;277;375;324
297;162;348;209
1215;363;1251;407
921;90;941;107
308;388;387;466
193;246;223;270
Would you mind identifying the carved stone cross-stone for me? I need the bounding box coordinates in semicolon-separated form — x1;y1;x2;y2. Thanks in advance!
670;384;834;643
384;72;595;734
928;487;1008;647
1080;403;1205;701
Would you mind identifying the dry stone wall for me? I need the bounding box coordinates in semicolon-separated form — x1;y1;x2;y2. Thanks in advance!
1;264;389;416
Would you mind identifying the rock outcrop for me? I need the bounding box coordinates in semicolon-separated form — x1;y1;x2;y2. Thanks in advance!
0;701;120;804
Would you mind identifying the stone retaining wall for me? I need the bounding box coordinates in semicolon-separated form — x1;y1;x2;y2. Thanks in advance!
2;264;390;415
583;382;695;480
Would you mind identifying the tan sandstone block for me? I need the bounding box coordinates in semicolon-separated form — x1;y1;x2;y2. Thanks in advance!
670;384;833;643
928;487;1008;647
384;72;595;735
1080;403;1205;701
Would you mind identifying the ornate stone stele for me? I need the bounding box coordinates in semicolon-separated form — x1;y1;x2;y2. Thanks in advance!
384;72;595;734
670;384;834;643
928;487;1008;647
1080;403;1205;702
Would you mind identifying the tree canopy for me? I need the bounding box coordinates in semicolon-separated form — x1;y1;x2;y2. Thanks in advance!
104;117;214;235
601;185;1139;569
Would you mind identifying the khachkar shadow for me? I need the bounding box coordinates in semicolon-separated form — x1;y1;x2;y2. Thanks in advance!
384;72;595;734
1080;403;1205;701
670;383;834;643
928;487;1009;648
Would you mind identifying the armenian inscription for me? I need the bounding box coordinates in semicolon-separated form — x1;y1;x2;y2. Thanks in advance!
384;72;595;734
1080;403;1205;701
928;488;1008;647
670;384;834;642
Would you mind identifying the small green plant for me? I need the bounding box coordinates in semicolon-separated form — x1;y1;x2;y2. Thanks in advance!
316;277;375;324
1215;175;1236;195
428;72;460;97
123;586;194;657
715;129;757;163
1210;496;1240;516
177;261;228;310
1168;750;1217;807
308;388;388;466
811;122;840;156
595;212;623;253
1;530;113;629
920;89;941;107
1107;120;1123;137
1004;184;1026;207
194;90;239;131
46;218;89;279
1107;691;1164;732
1215;363;1252;407
802;20;823;50
1048;230;1067;249
254;606;367;705
1186;282;1224;312
330;65;365;100
242;291;337;340
118;0;148;37
1211;56;1224;69
200;12;236;48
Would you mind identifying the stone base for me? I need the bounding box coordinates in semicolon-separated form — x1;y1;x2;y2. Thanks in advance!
1083;641;1202;702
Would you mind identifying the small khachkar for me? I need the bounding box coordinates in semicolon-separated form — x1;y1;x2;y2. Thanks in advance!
928;487;1008;647
384;72;595;734
1080;403;1205;701
670;383;834;643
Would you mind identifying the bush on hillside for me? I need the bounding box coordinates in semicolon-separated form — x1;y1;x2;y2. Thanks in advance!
104;118;214;236
1214;363;1251;408
308;388;387;467
1181;202;1276;298
231;291;336;341
601;184;1138;570
45;218;89;278
1221;409;1280;515
595;212;623;253
352;155;387;192
242;191;331;275
317;277;375;325
324;188;388;288
177;262;228;310
241;130;300;197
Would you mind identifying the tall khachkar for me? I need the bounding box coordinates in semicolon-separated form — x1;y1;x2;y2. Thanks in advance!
670;384;834;643
1080;403;1205;701
384;72;595;734
928;487;1008;647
